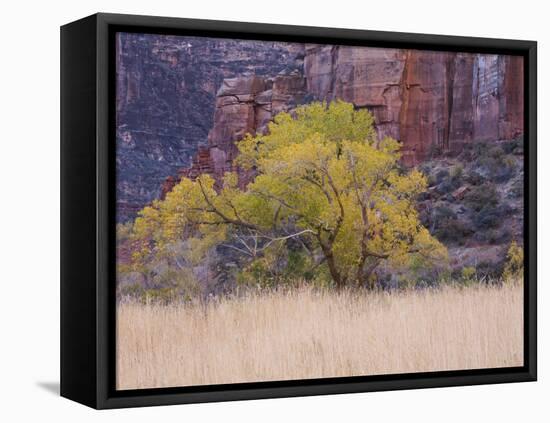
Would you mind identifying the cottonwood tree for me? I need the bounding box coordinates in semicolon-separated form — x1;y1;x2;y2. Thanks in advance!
130;101;447;288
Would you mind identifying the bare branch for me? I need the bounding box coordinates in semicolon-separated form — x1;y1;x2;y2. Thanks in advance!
220;243;254;257
191;220;226;226
272;204;282;230
235;234;254;255
364;249;390;259
265;229;315;243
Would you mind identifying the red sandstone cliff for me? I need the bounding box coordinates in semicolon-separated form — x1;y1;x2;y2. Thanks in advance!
116;34;305;220
161;72;307;195
304;45;524;164
162;46;523;195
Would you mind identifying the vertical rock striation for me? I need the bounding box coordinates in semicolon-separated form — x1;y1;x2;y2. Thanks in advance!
117;34;524;218
303;45;524;164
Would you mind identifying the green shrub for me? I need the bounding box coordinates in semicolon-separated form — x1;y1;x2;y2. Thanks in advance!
119;283;145;298
471;142;516;183
154;268;201;297
237;259;273;288
502;137;523;154
431;205;472;244
472;141;490;158
461;266;476;281
143;287;182;304
434;205;456;220
435;169;450;184
493;157;516;183
464;183;499;212
466;170;484;186
488;145;505;159
118;266;201;303
503;241;524;282
237;245;332;289
472;205;501;230
473;227;511;245
450;164;463;181
436;179;460;196
435;218;471;245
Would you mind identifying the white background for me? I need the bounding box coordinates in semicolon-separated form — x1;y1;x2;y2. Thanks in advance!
0;0;546;420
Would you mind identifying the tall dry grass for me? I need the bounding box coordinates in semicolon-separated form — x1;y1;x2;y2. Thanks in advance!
116;283;523;390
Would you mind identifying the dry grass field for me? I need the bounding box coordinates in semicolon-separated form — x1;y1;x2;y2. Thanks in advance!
116;283;523;390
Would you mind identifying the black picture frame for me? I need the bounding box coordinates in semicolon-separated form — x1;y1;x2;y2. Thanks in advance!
60;12;537;409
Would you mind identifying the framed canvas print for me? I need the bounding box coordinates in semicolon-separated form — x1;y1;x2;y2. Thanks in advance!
60;13;537;409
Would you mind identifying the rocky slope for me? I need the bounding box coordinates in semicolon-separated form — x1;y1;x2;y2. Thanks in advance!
116;34;524;221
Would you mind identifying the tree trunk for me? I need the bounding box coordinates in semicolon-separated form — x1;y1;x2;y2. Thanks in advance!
357;258;381;290
318;237;345;288
363;259;381;290
326;251;345;288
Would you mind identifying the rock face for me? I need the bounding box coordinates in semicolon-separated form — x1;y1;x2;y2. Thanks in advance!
303;45;524;164
164;72;307;191
117;34;524;220
116;33;304;221
304;45;406;142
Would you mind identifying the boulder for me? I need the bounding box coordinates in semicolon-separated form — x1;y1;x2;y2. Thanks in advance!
452;185;471;201
217;76;266;96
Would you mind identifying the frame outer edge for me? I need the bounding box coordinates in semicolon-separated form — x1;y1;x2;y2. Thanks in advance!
96;12;112;409
77;12;537;409
60;14;99;409
527;42;537;380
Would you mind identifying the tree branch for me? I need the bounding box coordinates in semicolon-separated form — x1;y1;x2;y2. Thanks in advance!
250;189;324;230
197;177;259;231
220;243;254;257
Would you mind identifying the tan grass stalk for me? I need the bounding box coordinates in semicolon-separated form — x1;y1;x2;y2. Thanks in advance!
116;283;523;390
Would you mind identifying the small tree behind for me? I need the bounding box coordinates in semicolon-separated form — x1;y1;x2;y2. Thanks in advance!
503;240;524;282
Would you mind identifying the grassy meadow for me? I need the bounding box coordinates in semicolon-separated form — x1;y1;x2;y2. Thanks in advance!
116;282;523;390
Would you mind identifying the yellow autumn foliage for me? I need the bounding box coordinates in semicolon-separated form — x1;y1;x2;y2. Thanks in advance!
127;101;447;288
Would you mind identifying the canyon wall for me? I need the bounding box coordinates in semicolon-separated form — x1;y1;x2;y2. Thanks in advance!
160;71;308;195
116;33;304;220
116;34;524;221
303;45;524;164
